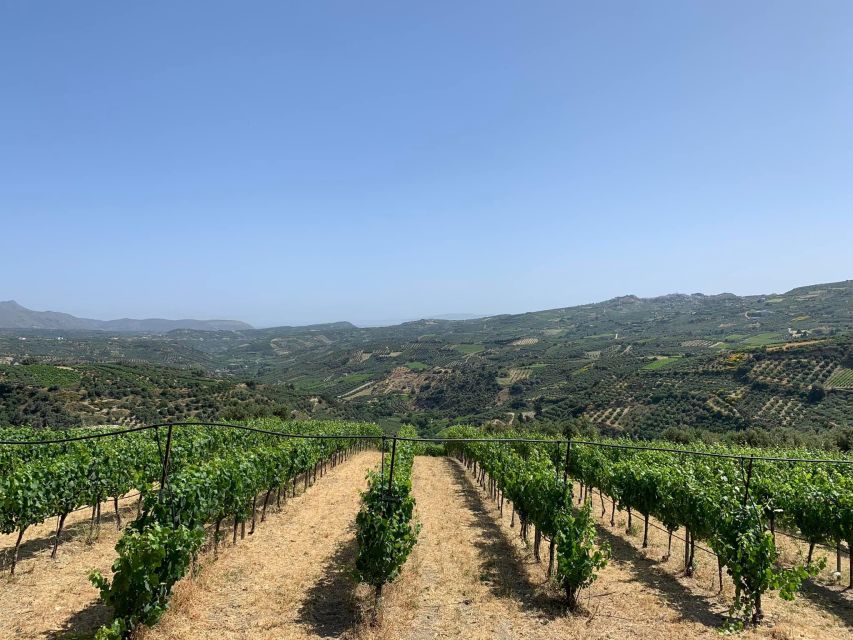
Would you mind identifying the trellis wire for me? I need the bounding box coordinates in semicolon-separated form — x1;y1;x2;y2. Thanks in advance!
2;422;851;573
3;424;852;467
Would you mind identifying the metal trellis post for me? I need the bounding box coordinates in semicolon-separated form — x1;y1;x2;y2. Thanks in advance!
158;423;175;501
380;434;387;479
563;438;572;501
742;455;754;506
387;436;398;492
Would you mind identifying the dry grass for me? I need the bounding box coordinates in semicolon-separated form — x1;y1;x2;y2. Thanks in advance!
3;453;849;640
373;457;720;639
139;450;380;640
366;457;850;639
0;493;142;639
442;462;852;639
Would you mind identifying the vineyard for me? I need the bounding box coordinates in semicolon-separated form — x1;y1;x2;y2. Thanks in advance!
1;422;852;639
1;420;381;638
826;368;853;390
441;428;853;626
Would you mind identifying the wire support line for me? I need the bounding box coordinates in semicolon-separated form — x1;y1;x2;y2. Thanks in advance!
2;423;852;466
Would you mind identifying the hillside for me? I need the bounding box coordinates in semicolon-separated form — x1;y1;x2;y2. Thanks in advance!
0;281;851;441
0;362;310;428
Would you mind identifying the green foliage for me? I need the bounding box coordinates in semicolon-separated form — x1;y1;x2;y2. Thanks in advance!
354;471;418;588
82;419;381;638
446;426;851;625
354;426;420;601
555;501;609;611
90;522;205;633
413;442;445;457
442;426;609;610
711;500;820;627
0;362;305;429
566;438;848;623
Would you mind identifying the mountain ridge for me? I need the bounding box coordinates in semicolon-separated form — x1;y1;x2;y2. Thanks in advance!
0;300;253;332
3;279;850;335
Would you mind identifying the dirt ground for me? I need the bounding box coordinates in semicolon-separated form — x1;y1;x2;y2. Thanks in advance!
1;453;849;639
140;450;380;640
371;457;851;640
0;492;143;639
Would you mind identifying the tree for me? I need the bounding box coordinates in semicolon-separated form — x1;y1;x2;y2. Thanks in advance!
806;384;825;403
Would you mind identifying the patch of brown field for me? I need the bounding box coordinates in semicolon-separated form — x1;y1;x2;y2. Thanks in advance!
378;457;850;640
340;380;377;399
139;450;380;640
0;492;143;639
767;340;828;352
371;367;450;398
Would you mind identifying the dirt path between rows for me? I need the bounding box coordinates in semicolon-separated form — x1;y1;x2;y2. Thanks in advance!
377;456;848;640
391;456;720;640
141;450;379;640
6;452;846;640
0;492;143;639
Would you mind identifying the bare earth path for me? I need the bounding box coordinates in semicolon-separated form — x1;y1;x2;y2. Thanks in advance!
380;456;849;640
141;450;379;640
394;456;718;640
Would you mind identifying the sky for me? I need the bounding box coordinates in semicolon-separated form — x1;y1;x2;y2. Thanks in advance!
2;1;851;328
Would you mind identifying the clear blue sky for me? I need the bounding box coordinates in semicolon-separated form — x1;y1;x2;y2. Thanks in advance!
2;1;851;327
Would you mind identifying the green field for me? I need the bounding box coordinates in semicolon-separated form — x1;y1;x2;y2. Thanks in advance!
741;332;785;347
405;361;429;371
340;372;373;385
288;375;326;391
642;356;682;370
0;364;80;388
826;367;853;389
453;343;485;355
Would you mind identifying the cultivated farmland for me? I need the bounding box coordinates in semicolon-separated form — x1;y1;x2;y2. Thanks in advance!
1;422;851;639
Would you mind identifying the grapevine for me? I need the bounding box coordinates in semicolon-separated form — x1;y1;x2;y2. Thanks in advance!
89;420;381;639
354;426;420;619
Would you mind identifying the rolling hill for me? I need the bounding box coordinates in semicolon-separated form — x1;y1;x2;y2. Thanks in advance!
0;280;850;443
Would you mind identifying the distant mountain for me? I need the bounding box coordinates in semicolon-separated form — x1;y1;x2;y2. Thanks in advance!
0;301;253;332
426;313;485;321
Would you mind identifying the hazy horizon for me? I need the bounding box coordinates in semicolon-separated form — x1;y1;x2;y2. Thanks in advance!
3;276;848;329
4;2;852;327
